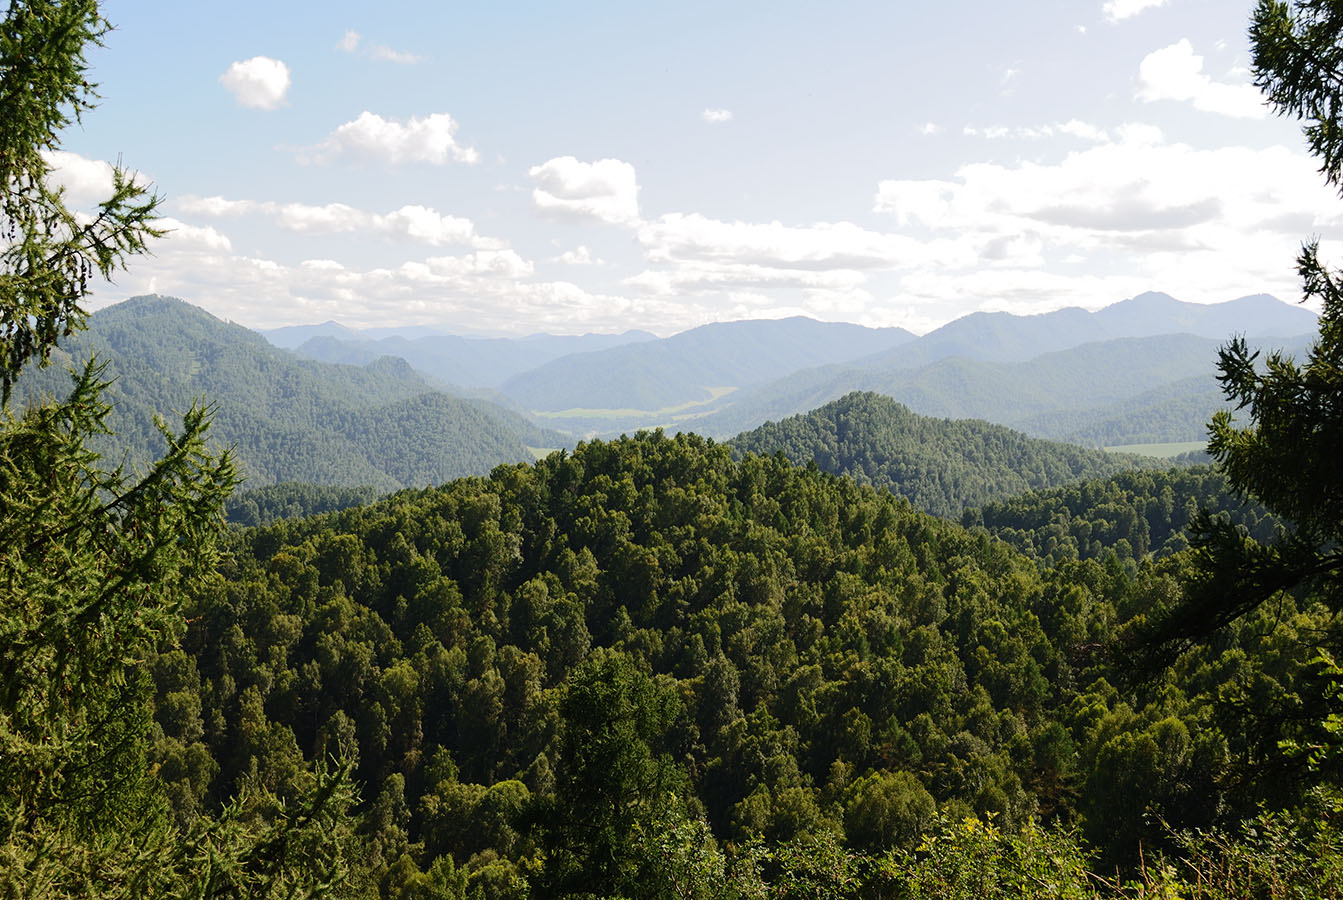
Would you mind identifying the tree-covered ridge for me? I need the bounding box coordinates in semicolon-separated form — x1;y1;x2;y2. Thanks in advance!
966;466;1280;565
162;430;1337;896
16;295;563;491
728;392;1152;518
225;482;384;528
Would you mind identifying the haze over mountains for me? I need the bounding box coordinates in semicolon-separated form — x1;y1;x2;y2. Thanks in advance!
16;290;1315;503
281;290;1316;443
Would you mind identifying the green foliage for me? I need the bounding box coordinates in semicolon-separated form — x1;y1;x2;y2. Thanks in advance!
1131;0;1343;677
225;483;383;527
1252;0;1343;192
968;466;1279;565
0;0;160;402
163;427;1343;895
0;4;358;896
17;296;564;492
730;392;1152;518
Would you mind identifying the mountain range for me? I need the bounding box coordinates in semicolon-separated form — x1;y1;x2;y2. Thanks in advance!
276;290;1316;445
16;296;566;492
18;290;1318;500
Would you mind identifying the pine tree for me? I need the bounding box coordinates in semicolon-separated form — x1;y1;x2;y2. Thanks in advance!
0;3;355;896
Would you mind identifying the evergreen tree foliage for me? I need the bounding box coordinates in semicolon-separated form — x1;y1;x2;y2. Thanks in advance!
729;392;1151;519
1135;0;1343;664
0;3;355;895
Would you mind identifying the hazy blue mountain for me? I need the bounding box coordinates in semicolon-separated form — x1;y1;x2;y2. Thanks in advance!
498;317;917;412
686;333;1236;440
260;320;368;349
1017;376;1226;446
728;391;1153;518
18;295;565;491
294;328;659;388
854;291;1316;372
1092;291;1316;338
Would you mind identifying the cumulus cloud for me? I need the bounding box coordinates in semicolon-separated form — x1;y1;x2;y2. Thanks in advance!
178;194;253;217
179;194;503;248
529;156;639;224
339;30;360;52
88;234;677;335
702;108;733;124
1137;39;1267;118
1103;0;1166;23
554;245;600;265
624;213;976;300
41;150;121;206
219;56;291;110
872;125;1340;314
158;217;233;252
300;112;479;165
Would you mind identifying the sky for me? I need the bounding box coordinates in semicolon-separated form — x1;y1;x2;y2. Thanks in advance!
48;0;1343;336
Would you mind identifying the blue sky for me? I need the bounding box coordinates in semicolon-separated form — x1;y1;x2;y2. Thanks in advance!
51;0;1340;334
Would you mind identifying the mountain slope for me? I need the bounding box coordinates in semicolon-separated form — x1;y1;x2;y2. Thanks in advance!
292;328;659;388
688;332;1254;440
853;291;1317;372
498;317;917;411
728;392;1151;517
19;295;562;491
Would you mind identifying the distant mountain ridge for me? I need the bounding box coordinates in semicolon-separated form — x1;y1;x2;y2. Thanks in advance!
17;295;565;491
498;317;918;412
853;291;1316;371
290;328;660;388
258;292;1315;445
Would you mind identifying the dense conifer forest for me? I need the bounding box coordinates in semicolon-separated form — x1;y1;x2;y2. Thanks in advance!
728;392;1157;518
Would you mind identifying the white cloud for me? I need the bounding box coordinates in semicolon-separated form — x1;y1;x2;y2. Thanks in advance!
919;122;939;136
300;111;479;165
158;217;232;252
638;213;932;270
554;245;600;265
702;108;733;124
219;56;291;110
1058;119;1110;142
1137;40;1267;118
872;126;1339;315
1103;0;1166;23
41;150;120;206
963;120;1109;142
529;156;640;224
624;213;976;300
370;46;421;64
178;195;502;248
178;194;253;217
339;30;360;52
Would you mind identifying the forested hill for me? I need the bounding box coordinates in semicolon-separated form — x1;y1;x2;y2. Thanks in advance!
16;295;563;491
728;392;1151;517
966;466;1280;564
166;430;1332;895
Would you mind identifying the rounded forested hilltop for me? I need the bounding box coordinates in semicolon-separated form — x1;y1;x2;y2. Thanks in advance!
160;430;1333;895
728;391;1153;519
